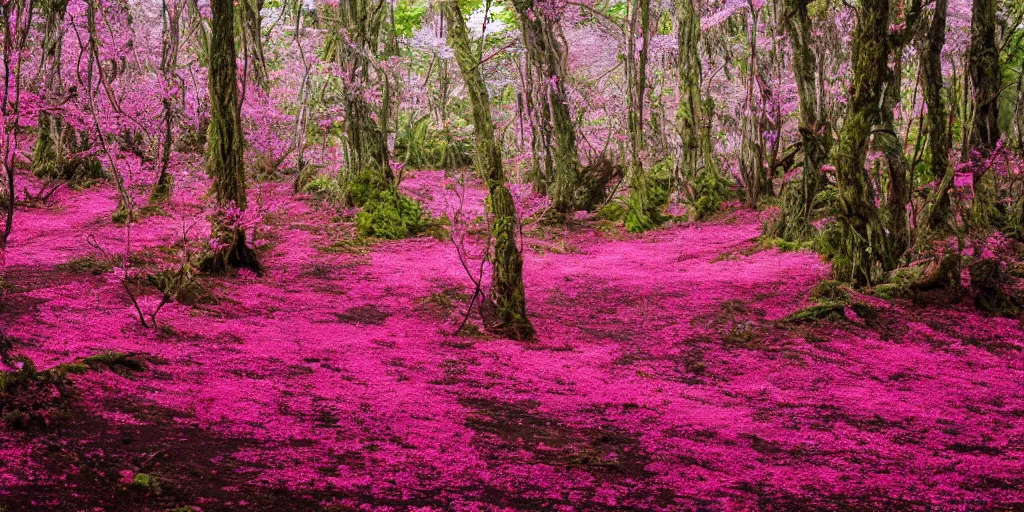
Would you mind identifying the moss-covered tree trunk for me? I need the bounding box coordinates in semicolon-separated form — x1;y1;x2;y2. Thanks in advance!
624;0;654;230
967;0;1001;228
875;55;909;265
832;0;893;285
768;0;829;240
918;0;951;230
676;0;721;208
31;0;70;179
512;0;581;213
338;0;393;186
239;0;268;90
200;0;260;274
440;0;534;340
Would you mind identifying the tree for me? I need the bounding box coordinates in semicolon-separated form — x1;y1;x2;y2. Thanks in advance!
967;0;1002;228
918;0;952;230
150;0;183;204
31;0;102;182
512;0;582;213
831;0;893;285
676;0;722;218
327;0;396;190
200;0;261;274
440;0;535;340
623;0;657;230
767;0;830;240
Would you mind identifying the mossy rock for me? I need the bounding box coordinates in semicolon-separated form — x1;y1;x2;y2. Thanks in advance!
810;280;851;303
83;351;148;374
784;303;847;323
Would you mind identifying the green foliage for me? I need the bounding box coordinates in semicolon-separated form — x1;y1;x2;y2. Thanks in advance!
61;255;114;275
759;237;812;253
687;169;730;221
131;473;161;494
785;278;874;324
394;0;427;37
344;166;390;207
82;351;148;374
302;174;345;203
394;115;473;170
784;303;846;323
355;189;428;239
624;173;670;233
596;201;627;222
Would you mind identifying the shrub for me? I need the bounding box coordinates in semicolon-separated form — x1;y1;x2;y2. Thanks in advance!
687;169;731;221
354;189;427;239
394;115;473;170
344;166;390;207
302;174;345;203
624;161;672;233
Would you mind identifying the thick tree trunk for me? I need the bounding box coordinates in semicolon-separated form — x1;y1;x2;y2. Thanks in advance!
200;0;260;274
441;0;534;340
967;0;1001;228
512;0;581;213
833;0;892;285
676;0;720;194
334;0;393;185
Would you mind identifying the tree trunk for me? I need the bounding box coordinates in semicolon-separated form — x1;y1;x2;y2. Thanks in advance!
967;0;1001;228
833;0;892;285
31;0;70;180
333;0;393;186
200;0;260;274
676;0;720;195
918;0;951;230
512;0;581;213
768;0;828;241
151;0;182;204
440;0;534;340
625;0;654;229
240;0;268;89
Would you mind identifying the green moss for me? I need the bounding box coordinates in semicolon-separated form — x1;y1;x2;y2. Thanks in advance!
60;255;114;275
760;237;812;253
131;473;160;493
810;280;851;303
354;189;427;240
784;303;847;323
83;351;147;374
687;169;731;221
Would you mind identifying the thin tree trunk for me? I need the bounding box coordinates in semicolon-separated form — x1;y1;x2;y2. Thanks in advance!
625;0;653;229
512;0;581;213
918;0;951;230
151;0;182;203
440;0;534;340
200;0;260;274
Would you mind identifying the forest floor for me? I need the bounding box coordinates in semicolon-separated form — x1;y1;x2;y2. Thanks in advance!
0;170;1022;511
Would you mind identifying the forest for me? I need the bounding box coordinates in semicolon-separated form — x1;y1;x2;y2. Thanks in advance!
0;0;1023;508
